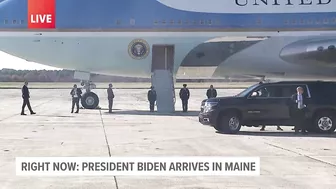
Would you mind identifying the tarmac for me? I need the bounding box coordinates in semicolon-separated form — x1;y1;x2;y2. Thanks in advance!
0;88;336;189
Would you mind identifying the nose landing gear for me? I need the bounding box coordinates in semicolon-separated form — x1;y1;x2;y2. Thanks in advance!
80;80;100;109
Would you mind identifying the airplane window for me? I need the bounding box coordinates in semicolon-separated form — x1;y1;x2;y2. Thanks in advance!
154;20;158;25
13;20;17;24
116;20;121;25
300;19;304;24
184;20;189;24
170;20;174;24
284;20;289;24
200;20;204;25
193;20;197;25
3;20;8;24
162;20;166;24
178;20;182;25
20;20;24;24
323;19;329;24
208;20;212;25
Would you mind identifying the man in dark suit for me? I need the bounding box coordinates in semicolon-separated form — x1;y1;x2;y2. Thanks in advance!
206;85;217;99
107;83;114;113
70;84;82;113
290;86;308;134
147;86;157;112
179;84;190;112
21;81;36;115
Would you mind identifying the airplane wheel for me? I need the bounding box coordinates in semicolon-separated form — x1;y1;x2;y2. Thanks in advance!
81;92;99;109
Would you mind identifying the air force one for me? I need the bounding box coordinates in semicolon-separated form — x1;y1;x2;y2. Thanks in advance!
0;0;336;110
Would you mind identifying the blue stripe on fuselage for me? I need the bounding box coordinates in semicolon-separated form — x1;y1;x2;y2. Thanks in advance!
0;0;335;30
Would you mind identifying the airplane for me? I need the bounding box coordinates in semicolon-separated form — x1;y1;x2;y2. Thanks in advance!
0;0;335;110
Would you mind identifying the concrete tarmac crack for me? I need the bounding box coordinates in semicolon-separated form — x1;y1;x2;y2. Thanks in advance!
99;110;119;189
265;142;336;168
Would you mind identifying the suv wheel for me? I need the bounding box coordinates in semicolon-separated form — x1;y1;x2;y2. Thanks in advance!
313;112;336;133
215;113;242;134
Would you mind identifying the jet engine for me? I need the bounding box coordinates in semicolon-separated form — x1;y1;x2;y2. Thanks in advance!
280;38;336;67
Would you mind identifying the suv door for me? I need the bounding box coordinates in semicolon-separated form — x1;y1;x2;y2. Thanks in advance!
243;84;301;122
243;85;285;122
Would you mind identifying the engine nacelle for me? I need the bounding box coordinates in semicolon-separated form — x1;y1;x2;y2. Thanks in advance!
280;38;336;67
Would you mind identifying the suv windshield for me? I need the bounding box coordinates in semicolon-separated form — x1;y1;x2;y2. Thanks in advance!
236;83;260;97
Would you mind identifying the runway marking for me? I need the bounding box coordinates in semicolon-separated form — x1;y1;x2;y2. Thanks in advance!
265;142;336;168
99;110;119;189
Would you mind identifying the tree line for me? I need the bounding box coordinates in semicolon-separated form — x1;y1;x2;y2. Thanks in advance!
0;69;150;82
0;69;259;82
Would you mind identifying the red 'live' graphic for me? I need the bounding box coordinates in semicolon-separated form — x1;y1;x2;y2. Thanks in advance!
28;0;55;29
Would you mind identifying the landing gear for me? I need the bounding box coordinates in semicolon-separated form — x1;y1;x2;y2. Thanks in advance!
80;80;99;109
81;92;99;109
73;71;100;110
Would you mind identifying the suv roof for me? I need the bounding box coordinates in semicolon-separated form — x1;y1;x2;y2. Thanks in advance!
262;81;336;84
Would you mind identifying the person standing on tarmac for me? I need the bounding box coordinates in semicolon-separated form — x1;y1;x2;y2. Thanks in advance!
21;81;36;115
107;83;114;113
70;84;82;113
147;86;157;112
179;84;190;112
290;86;308;134
206;85;217;99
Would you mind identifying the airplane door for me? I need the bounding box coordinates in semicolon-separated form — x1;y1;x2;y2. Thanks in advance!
151;45;174;73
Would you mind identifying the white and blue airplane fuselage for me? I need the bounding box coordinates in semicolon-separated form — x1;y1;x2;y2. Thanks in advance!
0;0;335;79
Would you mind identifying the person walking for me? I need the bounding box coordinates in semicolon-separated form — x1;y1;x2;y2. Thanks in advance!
21;81;36;115
290;86;308;134
70;84;82;113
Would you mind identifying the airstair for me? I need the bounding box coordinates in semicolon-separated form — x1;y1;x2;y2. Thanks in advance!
151;70;175;113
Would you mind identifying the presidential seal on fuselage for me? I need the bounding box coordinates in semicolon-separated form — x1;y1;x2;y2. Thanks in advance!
128;39;150;60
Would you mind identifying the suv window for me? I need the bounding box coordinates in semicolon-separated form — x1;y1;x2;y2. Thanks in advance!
313;83;336;98
250;84;310;98
250;86;282;98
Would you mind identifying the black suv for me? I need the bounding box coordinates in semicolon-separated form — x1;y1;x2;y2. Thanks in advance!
199;81;336;134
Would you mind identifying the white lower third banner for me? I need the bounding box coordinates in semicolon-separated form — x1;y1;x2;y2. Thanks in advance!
16;157;260;176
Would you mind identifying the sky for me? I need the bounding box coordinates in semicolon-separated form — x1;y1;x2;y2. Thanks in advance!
0;51;61;70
